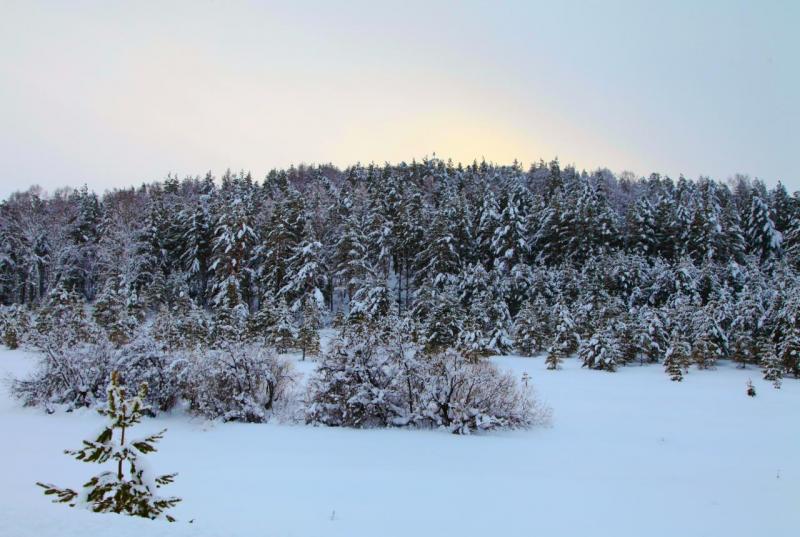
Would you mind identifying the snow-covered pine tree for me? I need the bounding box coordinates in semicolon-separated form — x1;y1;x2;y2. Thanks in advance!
421;286;465;355
512;296;551;356
663;334;690;381
92;277;138;347
37;372;180;521
267;298;297;353
747;192;782;262
545;302;576;370
33;282;95;351
690;306;724;369
758;339;782;389
579;323;623;372
297;295;321;360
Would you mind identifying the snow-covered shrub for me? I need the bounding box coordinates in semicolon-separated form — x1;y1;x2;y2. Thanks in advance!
113;332;185;412
307;324;548;434
305;323;418;427
12;341;115;410
183;345;297;423
419;350;548;434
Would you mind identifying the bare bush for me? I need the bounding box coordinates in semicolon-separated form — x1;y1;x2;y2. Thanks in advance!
183;345;298;423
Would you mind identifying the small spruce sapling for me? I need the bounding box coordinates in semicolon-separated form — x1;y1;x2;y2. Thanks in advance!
37;372;181;521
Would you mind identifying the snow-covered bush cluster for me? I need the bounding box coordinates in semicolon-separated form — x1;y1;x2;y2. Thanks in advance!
0;158;798;399
306;320;548;434
11;304;299;421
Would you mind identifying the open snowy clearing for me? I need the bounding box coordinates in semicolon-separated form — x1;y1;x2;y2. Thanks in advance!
1;346;798;537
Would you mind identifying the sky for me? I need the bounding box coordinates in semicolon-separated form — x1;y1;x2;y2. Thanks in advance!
1;0;798;199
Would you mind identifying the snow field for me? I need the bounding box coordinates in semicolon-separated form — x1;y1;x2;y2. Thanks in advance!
1;346;798;537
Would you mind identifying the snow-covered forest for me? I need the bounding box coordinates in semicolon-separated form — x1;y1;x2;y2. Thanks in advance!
1;158;799;534
0;158;798;422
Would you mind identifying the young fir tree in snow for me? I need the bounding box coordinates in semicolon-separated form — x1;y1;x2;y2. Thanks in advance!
663;334;691;381
1;304;28;349
297;295;321;360
512;296;551;356
267;298;297;353
420;287;465;355
545;302;576;370
758;340;782;389
37;372;180;521
92;277;138;347
33;282;95;351
579;323;623;372
690;306;724;369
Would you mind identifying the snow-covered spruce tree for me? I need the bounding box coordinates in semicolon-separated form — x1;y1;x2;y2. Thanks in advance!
305;322;414;428
746;192;782;262
663;334;691;381
545;301;576;370
184;345;297;422
420;285;465;355
690;306;724;370
266;297;297;353
346;271;392;327
93;278;138;347
1;303;29;349
579;324;623;372
32;282;96;351
297;295;321;360
419;349;546;434
758;340;782;389
512;296;551;356
37;372;180;521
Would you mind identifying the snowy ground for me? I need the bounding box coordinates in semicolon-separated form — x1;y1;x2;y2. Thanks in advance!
1;345;798;537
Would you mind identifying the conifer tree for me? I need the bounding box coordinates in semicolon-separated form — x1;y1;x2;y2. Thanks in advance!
513;297;550;356
664;335;690;381
545;302;575;370
297;295;321;360
37;372;180;521
759;340;782;389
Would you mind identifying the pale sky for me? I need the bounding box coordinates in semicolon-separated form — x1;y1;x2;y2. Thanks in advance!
1;0;798;199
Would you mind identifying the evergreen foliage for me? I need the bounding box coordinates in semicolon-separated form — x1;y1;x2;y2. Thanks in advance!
37;372;180;521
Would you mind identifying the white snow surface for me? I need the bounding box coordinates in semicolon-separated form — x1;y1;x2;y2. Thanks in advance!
1;346;798;537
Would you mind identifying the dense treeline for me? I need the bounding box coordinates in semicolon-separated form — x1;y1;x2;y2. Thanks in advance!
1;158;799;389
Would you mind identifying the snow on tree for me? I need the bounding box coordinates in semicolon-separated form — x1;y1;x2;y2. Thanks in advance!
32;282;96;351
306;322;414;428
279;220;328;311
545;301;576;370
347;271;392;327
266;298;297;353
579;323;623;372
420;286;465;355
513;296;551;356
297;295;321;360
664;334;690;381
747;192;782;262
758;340;782;389
92;277;139;347
184;346;297;422
37;372;181;521
690;305;725;369
419;349;547;434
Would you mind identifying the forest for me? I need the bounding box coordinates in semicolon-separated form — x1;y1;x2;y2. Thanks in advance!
0;158;797;429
